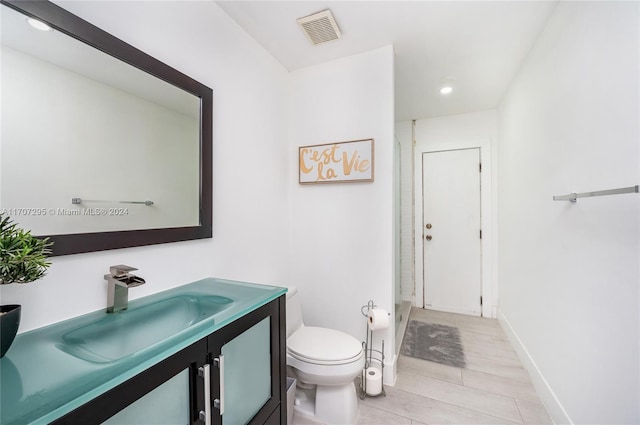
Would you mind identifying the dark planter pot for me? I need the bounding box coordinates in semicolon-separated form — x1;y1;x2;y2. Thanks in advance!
0;305;21;358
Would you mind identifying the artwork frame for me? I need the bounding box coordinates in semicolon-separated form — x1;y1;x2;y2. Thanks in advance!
299;138;375;184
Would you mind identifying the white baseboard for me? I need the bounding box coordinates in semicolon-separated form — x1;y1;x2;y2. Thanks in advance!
491;305;498;319
497;308;572;425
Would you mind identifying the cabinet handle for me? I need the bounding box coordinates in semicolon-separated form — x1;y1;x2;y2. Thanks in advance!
214;355;225;415
198;364;211;425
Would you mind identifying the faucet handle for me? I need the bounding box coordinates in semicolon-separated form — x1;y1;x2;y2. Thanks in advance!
109;264;138;277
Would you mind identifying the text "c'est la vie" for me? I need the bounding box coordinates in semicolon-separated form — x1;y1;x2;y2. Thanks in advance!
300;144;370;181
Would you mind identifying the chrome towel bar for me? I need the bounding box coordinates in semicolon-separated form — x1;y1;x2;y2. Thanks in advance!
72;198;154;206
553;185;638;202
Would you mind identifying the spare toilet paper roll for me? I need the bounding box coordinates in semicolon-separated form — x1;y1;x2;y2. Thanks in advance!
365;367;383;396
367;308;389;330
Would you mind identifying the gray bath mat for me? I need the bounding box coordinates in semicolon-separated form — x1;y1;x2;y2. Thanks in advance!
401;321;466;368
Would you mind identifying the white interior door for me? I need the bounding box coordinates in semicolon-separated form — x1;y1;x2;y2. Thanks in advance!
422;148;482;316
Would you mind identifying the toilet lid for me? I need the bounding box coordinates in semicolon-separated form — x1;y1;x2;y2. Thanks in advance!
287;327;363;363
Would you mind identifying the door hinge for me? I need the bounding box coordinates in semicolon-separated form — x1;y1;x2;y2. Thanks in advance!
480;229;482;239
479;162;482;172
480;296;483;306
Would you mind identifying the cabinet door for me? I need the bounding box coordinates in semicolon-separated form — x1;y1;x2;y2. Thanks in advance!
207;297;286;425
52;338;209;425
102;368;191;425
221;317;271;424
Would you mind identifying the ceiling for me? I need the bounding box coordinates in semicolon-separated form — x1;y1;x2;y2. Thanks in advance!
216;1;557;121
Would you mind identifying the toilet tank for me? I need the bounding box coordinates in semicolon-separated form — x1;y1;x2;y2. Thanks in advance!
286;286;304;338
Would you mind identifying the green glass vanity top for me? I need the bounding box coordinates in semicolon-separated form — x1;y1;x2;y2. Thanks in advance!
0;278;286;425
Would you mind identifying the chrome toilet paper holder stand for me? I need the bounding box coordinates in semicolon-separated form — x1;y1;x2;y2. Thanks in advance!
359;300;386;400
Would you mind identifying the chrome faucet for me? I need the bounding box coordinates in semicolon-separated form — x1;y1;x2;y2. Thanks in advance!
104;265;145;313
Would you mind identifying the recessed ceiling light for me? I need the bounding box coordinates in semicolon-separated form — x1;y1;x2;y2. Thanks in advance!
439;77;455;96
26;18;52;32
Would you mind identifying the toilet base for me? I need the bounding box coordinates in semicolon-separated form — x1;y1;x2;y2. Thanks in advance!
292;386;316;419
293;382;359;425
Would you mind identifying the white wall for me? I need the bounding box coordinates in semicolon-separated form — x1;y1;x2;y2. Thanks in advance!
412;110;498;318
0;1;290;332
287;46;396;382
396;120;414;303
497;2;639;423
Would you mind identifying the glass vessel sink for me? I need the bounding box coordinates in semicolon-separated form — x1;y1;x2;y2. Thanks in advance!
56;294;233;363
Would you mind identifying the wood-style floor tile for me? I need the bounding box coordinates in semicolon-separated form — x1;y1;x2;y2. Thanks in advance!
292;413;325;425
460;330;496;345
397;354;463;385
357;404;412;425
462;369;540;403
465;354;532;383
409;308;459;326
462;341;521;365
362;386;518;425
394;371;523;423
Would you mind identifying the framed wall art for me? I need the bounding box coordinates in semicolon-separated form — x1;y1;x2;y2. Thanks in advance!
299;138;374;184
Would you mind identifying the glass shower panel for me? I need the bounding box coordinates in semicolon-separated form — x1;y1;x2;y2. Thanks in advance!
394;138;403;332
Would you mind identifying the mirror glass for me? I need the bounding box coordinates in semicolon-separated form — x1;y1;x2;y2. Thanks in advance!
0;1;212;255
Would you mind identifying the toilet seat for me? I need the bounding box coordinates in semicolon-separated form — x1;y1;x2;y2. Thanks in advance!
288;327;363;365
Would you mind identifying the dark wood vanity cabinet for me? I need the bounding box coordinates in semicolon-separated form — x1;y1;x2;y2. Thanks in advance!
51;296;286;425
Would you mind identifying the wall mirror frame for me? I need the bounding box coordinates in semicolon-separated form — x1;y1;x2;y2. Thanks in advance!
1;0;213;256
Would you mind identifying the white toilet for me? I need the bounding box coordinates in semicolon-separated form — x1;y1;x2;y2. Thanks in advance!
286;287;364;425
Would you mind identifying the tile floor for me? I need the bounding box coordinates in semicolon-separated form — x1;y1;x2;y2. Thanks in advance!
292;308;553;425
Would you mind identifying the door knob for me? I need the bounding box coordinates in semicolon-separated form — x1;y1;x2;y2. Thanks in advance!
426;235;432;241
426;223;432;229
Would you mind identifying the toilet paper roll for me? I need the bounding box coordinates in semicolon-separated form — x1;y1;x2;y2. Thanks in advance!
367;308;389;331
365;367;383;396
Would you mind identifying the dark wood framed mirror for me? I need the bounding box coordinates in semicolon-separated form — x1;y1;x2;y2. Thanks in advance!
1;0;212;256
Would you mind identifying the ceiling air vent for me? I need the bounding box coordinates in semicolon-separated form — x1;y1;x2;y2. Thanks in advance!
297;9;341;46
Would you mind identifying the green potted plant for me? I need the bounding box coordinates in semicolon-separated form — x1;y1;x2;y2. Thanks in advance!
0;213;52;357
